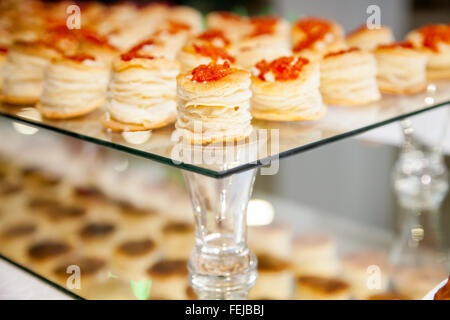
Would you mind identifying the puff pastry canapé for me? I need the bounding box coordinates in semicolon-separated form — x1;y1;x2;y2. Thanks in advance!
250;56;325;121
176;62;253;144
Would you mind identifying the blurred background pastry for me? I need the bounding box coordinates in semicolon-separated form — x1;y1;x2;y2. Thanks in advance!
340;251;390;299
37;54;109;119
391;265;449;300
250;56;325;121
51;255;108;296
374;42;428;94
0;219;39;263
118;202;165;239
249;254;293;299
292;17;346;61
346;25;395;51
161;221;194;260
320;48;381;106
206;11;250;43
178;43;236;73
111;238;160;281
78;221;120;259
146;259;189;300
406;24;450;80
1;41;61;105
295;275;350;300
292;233;340;277
235;16;291;71
248;223;292;260
26;238;73;275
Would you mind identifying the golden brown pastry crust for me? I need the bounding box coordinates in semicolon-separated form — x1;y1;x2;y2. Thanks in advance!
101;113;177;132
36;99;105;120
346;25;394;51
1;95;39;105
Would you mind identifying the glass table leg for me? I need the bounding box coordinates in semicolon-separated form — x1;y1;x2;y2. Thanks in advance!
390;118;449;297
182;169;258;299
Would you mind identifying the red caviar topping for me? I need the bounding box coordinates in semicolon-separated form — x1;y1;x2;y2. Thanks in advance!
254;56;309;81
165;20;191;35
248;16;278;37
191;61;232;82
193;44;235;63
79;29;117;50
418;24;450;52
197;29;230;47
65;53;96;62
120;51;154;62
120;39;155;61
324;47;360;58
293;17;333;52
377;42;414;50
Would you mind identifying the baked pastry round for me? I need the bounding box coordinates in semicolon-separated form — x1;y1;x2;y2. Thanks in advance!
188;29;232;49
206;11;250;43
169;6;203;34
178;43;236;73
146;259;189;300
51;256;107;294
118;201;164;239
406;24;450;80
153;20;196;57
77;30;119;67
296;275;351;300
391;265;448;300
162;221;194;260
250;56;326;121
112;238;161;280
0;220;38;263
1;41;61;105
292;17;346;61
249;254;293;300
27;239;73;275
248;224;292;260
320;48;381;106
36;202;87;239
176;62;253;144
37;54;110;119
78;221;120;259
346;25;394;51
374;42;428;94
340;251;389;299
103;48;180;132
292;233;339;277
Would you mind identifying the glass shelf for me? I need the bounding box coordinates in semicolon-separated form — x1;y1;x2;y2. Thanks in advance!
0;81;449;178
